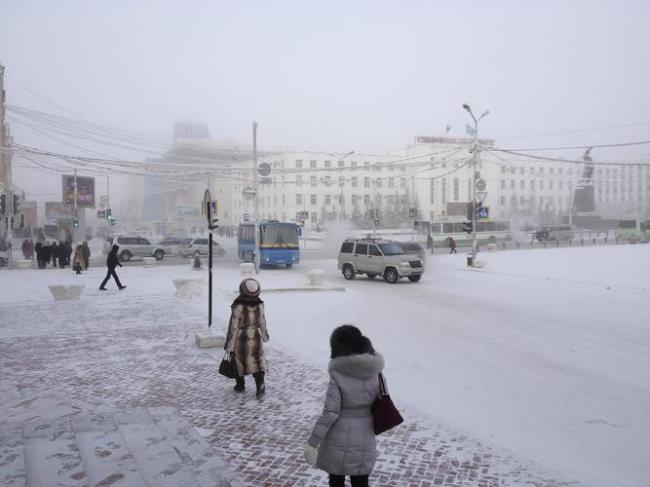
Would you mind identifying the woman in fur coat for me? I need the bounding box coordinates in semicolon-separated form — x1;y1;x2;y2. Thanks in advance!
305;325;384;487
224;278;269;399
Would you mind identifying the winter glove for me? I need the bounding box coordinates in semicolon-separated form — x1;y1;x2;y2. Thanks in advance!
303;444;318;467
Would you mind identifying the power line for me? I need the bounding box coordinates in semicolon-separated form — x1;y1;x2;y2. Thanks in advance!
497;121;650;141
487;140;650;152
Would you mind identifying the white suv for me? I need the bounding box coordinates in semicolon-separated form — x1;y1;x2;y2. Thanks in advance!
104;236;166;261
337;238;423;283
180;238;226;257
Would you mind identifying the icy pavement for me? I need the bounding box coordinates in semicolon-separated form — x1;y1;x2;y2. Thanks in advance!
0;264;580;486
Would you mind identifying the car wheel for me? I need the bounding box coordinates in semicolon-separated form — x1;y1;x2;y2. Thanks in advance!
366;273;377;279
384;267;399;283
154;249;164;261
342;264;355;280
408;275;421;282
120;250;132;262
286;263;293;269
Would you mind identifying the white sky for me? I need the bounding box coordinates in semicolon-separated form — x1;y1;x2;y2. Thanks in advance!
1;0;650;196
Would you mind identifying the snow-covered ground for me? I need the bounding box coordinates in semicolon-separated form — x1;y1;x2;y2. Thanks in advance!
1;244;648;486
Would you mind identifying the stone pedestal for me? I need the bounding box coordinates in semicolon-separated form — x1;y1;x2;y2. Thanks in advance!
16;260;33;269
486;243;497;252
143;257;156;268
195;332;225;349
472;260;486;268
48;285;84;301
239;263;254;275
307;269;326;286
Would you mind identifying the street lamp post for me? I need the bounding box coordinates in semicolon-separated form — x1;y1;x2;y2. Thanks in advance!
462;104;490;266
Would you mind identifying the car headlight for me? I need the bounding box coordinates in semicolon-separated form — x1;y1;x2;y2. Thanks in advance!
399;261;410;267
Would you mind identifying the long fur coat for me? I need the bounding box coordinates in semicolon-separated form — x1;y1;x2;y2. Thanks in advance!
225;296;269;376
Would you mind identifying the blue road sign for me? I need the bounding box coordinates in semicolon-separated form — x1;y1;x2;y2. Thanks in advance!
477;206;489;219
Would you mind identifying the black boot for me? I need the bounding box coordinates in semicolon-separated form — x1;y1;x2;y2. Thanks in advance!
234;376;245;393
254;372;265;399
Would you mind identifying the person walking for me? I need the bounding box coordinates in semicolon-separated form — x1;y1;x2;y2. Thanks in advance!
50;241;59;267
81;241;91;270
426;233;434;254
99;244;126;290
449;237;457;254
35;241;44;268
72;245;84;274
304;325;384;487
224;278;269;399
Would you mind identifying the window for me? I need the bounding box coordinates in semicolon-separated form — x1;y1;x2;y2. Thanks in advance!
310;160;317;168
364;194;370;205
364;177;370;188
339;194;345;205
540;181;544;190
453;178;459;201
501;180;506;189
550;167;554;174
282;195;286;205
355;243;368;255
540;167;544;174
400;178;406;188
296;175;303;186
388;178;394;188
339;176;345;187
376;178;382;188
500;195;506;205
351;194;358;205
549;180;554;190
311;194;317;205
296;194;302;205
324;160;331;168
369;245;382;256
295;159;303;168
510;180;515;189
340;242;354;253
351;161;358;168
324;175;331;186
325;194;331;205
530;180;535;191
520;167;524;175
520;180;525;190
501;166;506;174
520;195;525;205
338;160;345;168
310;175;317;186
352;177;358;187
442;178;447;204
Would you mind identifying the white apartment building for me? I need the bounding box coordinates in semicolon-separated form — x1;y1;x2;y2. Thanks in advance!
162;136;650;233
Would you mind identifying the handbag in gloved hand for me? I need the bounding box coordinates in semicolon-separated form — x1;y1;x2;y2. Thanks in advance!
371;373;404;435
218;352;237;379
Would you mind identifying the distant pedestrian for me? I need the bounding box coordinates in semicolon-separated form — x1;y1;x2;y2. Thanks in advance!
449;237;457;254
72;245;84;274
224;278;269;399
58;241;67;268
42;242;52;267
99;244;126;290
426;233;434;254
64;241;73;267
81;241;91;270
51;242;59;267
304;325;384;487
35;242;44;268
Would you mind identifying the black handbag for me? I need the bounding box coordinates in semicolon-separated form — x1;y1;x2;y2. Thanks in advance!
218;352;237;379
371;373;404;435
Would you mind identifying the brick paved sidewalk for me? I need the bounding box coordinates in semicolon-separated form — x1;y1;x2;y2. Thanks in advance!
0;295;578;486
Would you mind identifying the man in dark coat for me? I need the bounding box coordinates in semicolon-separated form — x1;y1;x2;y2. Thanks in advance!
99;244;126;290
35;241;43;268
51;242;59;267
449;237;457;254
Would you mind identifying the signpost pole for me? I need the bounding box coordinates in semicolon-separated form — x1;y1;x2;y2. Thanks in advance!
205;192;213;328
252;122;260;273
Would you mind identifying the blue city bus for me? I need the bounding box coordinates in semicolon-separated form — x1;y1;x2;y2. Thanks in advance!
238;221;301;268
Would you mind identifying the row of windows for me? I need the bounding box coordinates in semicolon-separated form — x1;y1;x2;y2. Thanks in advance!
500;165;649;176
289;176;408;188
294;159;406;171
499;195;568;206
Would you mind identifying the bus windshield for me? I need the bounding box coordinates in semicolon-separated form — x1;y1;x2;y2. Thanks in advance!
238;224;255;242
260;223;299;248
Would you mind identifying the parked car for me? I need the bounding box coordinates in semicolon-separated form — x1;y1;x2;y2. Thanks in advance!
103;235;167;261
0;250;7;266
180;237;226;257
157;237;193;256
399;242;426;264
337;238;423;283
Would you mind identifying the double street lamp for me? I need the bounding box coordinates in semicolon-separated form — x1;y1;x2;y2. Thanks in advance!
462;104;490;266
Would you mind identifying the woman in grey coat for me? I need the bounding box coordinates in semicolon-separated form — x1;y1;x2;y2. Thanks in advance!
305;325;384;487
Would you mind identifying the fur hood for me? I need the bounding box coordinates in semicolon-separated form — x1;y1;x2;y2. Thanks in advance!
328;352;384;380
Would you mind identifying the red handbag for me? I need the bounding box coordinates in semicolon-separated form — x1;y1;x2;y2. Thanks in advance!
371;373;404;435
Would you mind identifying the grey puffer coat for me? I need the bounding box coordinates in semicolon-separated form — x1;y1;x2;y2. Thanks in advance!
308;352;384;476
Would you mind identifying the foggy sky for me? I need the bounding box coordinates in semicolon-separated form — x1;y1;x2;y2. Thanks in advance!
2;0;650;197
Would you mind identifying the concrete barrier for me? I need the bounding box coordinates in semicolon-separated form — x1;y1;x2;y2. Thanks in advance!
143;257;156;268
15;259;33;269
472;260;486;269
195;331;226;349
173;278;204;290
48;284;84;301
239;263;254;275
307;269;326;286
486;243;497;252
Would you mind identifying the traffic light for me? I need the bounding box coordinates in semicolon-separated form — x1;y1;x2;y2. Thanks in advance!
73;216;79;228
208;201;219;229
0;194;5;215
20;214;25;228
13;194;19;215
463;220;472;233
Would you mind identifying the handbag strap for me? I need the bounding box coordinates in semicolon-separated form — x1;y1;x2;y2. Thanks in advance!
378;373;388;396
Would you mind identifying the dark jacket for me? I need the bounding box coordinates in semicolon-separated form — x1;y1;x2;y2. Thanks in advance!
107;245;121;270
